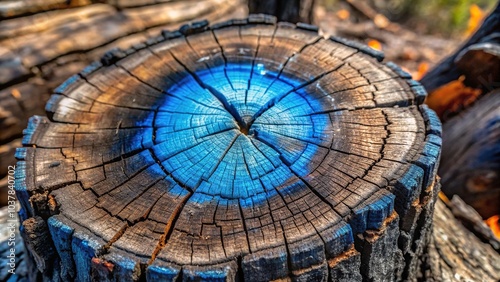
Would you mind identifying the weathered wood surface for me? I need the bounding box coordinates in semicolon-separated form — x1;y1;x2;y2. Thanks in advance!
0;0;246;205
15;16;441;281
447;195;500;252
0;0;207;20
7;196;498;282
0;0;245;142
9;196;500;282
423;198;500;282
439;91;500;219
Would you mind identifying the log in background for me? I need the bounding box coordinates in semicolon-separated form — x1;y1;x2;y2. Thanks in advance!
13;15;442;281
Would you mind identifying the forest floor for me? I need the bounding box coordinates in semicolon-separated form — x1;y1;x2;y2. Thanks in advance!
313;3;460;79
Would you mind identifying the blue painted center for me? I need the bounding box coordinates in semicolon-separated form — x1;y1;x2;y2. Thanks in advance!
151;63;330;199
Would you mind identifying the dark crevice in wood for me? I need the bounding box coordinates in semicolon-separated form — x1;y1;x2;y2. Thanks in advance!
147;191;192;265
238;202;252;254
254;129;345;223
168;49;249;133
210;29;236;92
248;36;324;125
244;34;261;106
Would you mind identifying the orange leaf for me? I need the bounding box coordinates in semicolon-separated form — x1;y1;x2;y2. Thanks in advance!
485;215;500;240
336;9;350;20
367;39;382;51
465;4;485;37
11;88;21;100
438;192;451;205
412;62;429;81
426;76;482;118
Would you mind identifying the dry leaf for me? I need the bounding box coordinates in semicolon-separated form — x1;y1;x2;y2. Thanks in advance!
11;88;21;100
367;39;382;51
336;9;350;20
465;4;485;37
412;62;429;81
426;75;482;118
438;192;451;205
485;215;500;239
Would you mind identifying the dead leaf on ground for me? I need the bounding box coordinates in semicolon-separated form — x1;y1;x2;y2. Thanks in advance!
336;9;350;20
426;75;482;118
465;4;485;37
485;215;500;240
368;39;382;51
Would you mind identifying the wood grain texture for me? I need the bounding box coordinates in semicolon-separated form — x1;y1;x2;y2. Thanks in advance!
15;16;441;281
0;0;244;146
423;199;500;282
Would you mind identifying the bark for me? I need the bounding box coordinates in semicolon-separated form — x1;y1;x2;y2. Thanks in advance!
248;0;315;23
14;16;441;281
422;199;500;282
439;90;500;219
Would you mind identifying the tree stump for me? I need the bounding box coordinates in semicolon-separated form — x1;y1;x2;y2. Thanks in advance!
15;16;441;281
0;0;245;206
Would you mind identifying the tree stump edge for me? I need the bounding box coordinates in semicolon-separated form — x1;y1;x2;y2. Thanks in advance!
15;16;442;281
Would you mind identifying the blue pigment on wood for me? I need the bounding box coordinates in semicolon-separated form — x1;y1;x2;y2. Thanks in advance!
13;19;443;282
149;63;329;201
48;216;76;281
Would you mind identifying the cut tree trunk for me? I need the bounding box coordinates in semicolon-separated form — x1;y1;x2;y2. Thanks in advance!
15;16;441;281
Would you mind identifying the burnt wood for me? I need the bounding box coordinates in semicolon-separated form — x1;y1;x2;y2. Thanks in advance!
15;16;441;281
439;91;500;219
423;198;500;282
247;0;315;23
0;0;245;203
420;1;500;93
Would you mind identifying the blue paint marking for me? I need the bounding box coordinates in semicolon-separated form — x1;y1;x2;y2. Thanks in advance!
72;232;102;282
147;264;180;281
53;74;79;95
143;63;331;202
48;216;75;280
367;193;395;230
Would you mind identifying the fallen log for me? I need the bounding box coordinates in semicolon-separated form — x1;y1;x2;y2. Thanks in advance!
439;91;500;219
15;16;441;281
418;0;500;222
